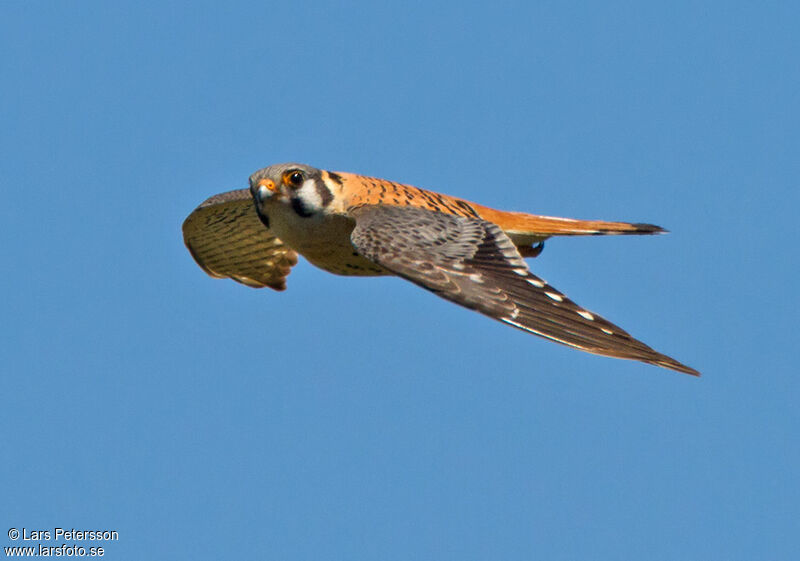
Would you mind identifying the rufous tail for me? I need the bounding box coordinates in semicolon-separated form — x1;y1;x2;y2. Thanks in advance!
471;204;666;237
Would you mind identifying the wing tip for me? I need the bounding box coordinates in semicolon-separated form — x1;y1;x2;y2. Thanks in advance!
658;360;700;377
182;192;297;292
646;351;700;376
183;239;222;279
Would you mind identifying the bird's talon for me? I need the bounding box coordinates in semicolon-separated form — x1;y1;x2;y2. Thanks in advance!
520;242;545;258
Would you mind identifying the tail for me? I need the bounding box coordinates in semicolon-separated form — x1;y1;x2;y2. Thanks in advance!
471;204;666;237
503;213;665;236
467;204;666;257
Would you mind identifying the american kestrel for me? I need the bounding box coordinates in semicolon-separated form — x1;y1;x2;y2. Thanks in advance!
182;163;698;376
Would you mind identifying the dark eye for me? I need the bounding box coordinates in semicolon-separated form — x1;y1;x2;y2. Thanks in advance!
286;171;304;187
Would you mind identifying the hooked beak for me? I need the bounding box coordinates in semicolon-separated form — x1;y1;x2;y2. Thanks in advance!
252;178;280;204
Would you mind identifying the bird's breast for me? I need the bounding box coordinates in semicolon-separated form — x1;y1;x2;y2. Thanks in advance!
263;203;388;277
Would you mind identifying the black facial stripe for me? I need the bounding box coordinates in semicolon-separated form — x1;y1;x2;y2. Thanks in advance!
290;196;314;218
327;171;344;185
254;205;270;228
315;178;334;207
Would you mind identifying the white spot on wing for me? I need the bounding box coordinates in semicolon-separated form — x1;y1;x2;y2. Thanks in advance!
527;278;545;288
601;328;613;335
469;273;484;283
577;310;594;320
545;291;563;302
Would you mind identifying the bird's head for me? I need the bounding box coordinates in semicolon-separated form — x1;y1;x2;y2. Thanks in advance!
249;163;331;219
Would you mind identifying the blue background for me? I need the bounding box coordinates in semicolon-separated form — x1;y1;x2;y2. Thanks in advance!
2;1;797;559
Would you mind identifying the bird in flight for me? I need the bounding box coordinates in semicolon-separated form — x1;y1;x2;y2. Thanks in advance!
182;163;698;376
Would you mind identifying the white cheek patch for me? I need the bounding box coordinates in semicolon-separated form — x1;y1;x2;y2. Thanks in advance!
297;180;322;205
297;179;325;212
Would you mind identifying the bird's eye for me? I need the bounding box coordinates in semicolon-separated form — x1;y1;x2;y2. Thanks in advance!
285;171;304;188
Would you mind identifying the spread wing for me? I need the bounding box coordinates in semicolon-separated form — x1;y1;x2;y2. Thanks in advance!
182;189;298;290
350;205;698;375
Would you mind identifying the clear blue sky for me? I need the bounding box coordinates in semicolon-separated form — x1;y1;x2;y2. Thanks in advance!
2;1;797;559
